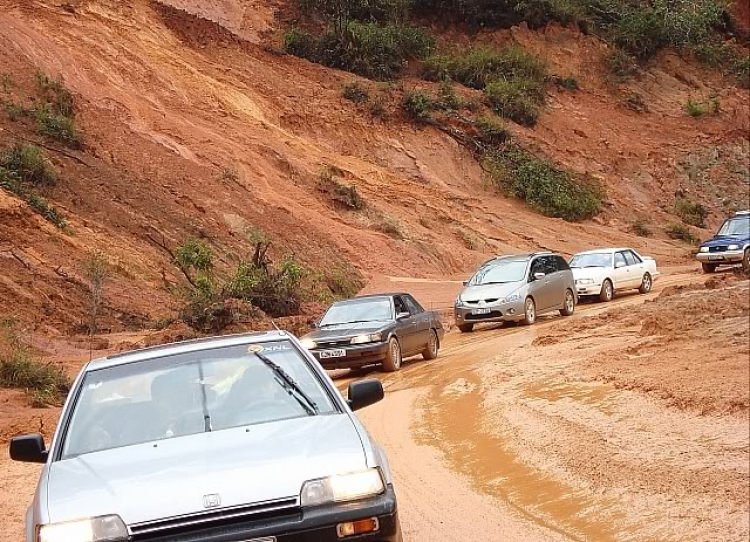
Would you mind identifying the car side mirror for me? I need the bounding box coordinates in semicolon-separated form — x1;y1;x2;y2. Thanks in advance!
396;312;410;320
615;261;626;268
462;281;469;286
10;434;48;464
533;272;546;281
347;379;384;411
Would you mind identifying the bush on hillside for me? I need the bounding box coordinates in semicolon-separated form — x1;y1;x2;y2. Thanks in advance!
298;0;412;24
401;90;435;120
666;222;699;244
342;81;371;103
318;166;366;209
674;195;708;227
605;48;639;81
485;78;545;126
684;97;706;117
484;147;603;221
474;116;511;145
33;72;82;147
411;0;584;28
0;143;57;185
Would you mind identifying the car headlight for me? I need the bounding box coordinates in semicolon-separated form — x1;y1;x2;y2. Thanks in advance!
300;469;385;507
503;293;521;303
728;244;740;250
699;246;709;253
350;333;382;345
300;338;317;350
454;296;464;307
39;516;128;542
576;278;595;285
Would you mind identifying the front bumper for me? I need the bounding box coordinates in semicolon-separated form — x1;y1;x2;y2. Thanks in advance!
576;282;602;296
309;342;390;369
454;299;525;324
696;250;744;264
132;486;401;542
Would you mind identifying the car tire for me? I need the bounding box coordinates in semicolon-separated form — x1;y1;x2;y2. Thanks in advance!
743;249;750;273
701;262;717;274
382;337;402;372
523;297;536;325
599;279;614;302
559;289;575;316
457;323;474;333
638;273;652;294
422;329;439;360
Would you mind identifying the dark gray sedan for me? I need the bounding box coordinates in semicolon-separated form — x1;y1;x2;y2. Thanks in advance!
300;294;444;372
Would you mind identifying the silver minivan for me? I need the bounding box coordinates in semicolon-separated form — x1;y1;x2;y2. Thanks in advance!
454;252;577;332
10;331;401;542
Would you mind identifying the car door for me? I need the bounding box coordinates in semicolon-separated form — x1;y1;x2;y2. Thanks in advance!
613;251;630;289
554;255;574;304
624;250;644;287
528;257;554;311
404;295;430;352
393;295;419;354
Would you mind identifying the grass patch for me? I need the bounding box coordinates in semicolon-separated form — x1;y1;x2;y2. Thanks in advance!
318;166;366;209
401;90;435;120
33;72;81;148
684;97;706;117
411;0;584;29
674;195;708;227
485;77;545;126
0;142;57;185
474;115;510;145
368;210;405;238
342;81;370;103
284;21;434;80
0;320;70;407
666;222;699;244
605;48;638;82
484;147;603;221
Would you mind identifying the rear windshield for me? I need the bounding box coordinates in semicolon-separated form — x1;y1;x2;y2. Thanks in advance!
717;217;750;237
60;341;337;459
468;259;528;285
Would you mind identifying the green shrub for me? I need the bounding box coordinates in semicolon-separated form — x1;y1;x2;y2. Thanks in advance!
474;116;510;145
342;81;370;103
411;0;583;28
484;147;603;221
485;77;544;126
732;55;749;89
0;165;66;228
283;29;317;58
318;166;366;209
674;196;708;227
0;143;57;185
632;219;652;237
605;48;638;82
666;222;698;244
4;102;27;121
298;0;411;24
175;238;215;275
36;72;75;118
437;78;462;109
401;90;434;120
0;321;70;407
552;75;580;90
423;46;547;90
685;97;706;117
33;105;82;148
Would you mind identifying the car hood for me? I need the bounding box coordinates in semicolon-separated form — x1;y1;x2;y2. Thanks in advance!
304;322;389;341
701;235;749;247
571;267;609;281
460;282;523;302
46;414;366;525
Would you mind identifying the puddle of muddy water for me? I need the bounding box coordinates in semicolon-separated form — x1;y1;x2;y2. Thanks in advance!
524;381;618;416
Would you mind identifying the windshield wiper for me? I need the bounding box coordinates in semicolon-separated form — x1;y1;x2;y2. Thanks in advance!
479;281;510;285
252;352;318;416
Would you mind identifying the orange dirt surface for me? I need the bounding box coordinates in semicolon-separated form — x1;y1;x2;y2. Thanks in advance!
0;0;748;336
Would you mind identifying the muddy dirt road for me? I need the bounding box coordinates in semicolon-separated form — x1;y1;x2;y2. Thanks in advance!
1;269;747;542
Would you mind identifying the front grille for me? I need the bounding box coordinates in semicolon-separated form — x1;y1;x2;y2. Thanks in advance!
317;338;351;348
709;246;728;252
129;498;300;541
464;298;499;305
465;310;502;320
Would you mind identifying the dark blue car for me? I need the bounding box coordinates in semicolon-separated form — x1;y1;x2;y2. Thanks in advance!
696;211;750;273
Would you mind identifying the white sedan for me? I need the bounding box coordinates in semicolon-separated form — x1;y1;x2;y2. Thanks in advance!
569;248;659;302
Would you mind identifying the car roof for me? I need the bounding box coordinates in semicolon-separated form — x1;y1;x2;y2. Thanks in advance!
86;330;289;371
334;293;405;302
484;252;555;263
573;248;632;255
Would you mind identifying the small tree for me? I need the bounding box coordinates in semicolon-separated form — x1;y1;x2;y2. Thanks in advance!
83;250;110;335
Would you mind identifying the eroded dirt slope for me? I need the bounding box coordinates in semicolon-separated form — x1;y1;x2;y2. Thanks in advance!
0;0;748;334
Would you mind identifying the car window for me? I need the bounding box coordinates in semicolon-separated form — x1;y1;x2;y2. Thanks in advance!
394;296;409;315
404;295;423;315
60;341;337;459
623;251;638;266
625;250;642;264
320;297;393;325
555;256;570;271
530;258;545;276
615;252;627;267
542;256;557;274
570;253;613;268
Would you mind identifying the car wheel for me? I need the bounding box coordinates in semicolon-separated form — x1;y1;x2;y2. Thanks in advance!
422;329;439;360
599;279;613;302
457;323;474;333
743;249;750;273
559;289;575;316
523;297;536;325
638;273;652;294
382;337;402;372
701;262;717;274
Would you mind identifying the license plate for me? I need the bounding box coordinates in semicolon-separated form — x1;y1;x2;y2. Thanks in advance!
320;349;346;359
471;308;491;315
708;255;724;261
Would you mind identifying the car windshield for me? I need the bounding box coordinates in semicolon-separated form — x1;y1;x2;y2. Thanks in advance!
468;259;528;285
717;217;750;236
60;340;336;459
569;253;613;268
320;298;393;326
